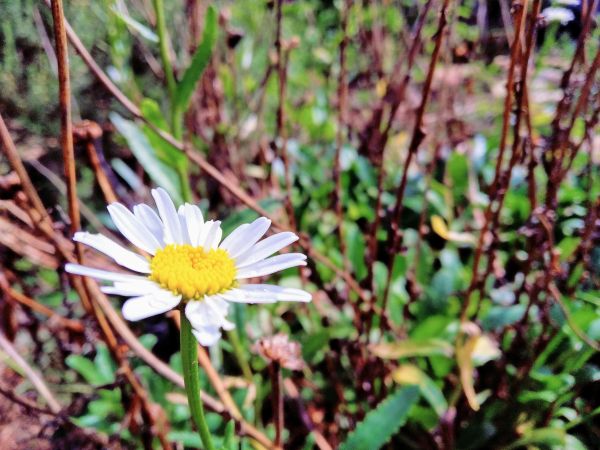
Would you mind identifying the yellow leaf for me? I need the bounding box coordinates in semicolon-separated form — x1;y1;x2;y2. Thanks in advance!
472;335;501;366
456;322;481;411
370;338;454;359
431;215;476;246
392;364;425;385
431;215;450;240
376;79;387;98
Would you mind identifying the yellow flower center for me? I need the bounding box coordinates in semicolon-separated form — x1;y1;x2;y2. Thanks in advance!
149;244;236;299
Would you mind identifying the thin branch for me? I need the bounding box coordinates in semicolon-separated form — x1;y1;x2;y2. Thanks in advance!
333;0;350;268
460;0;529;321
0;332;62;413
380;0;452;324
0;274;84;333
275;0;297;230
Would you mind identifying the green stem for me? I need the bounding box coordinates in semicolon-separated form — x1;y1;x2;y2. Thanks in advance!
180;312;216;450
152;0;177;106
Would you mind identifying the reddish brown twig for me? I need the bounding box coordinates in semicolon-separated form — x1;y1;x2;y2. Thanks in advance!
365;0;435;293
73;121;118;204
275;0;296;231
380;0;452;326
333;0;351;269
0;274;84;333
269;361;284;449
460;0;529;321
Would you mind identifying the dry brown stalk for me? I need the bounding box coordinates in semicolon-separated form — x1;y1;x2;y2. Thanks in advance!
333;0;351;269
50;0;80;240
50;4;173;447
366;0;435;293
0;331;62;413
0;217;59;269
0;274;84;333
274;0;297;233
73;121;118;204
380;0;452;325
460;0;529;321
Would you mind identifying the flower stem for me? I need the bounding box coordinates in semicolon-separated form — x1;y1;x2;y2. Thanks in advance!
180;312;216;450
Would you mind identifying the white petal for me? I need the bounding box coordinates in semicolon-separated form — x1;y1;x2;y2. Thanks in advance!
206;296;235;329
179;203;204;246
218;223;249;251
65;263;145;283
74;232;150;273
121;291;181;321
185;300;220;328
133;204;165;246
202;221;222;250
192;327;222;346
108;203;161;254
220;217;271;257
235;232;299;268
235;253;307;279
177;206;192;245
101;280;162;297
196;220;213;248
152;188;183;244
186;297;235;346
239;284;312;302
218;288;277;304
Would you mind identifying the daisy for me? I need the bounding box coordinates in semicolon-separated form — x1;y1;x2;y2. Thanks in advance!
66;188;311;346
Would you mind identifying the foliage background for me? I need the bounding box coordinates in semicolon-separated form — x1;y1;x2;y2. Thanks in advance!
0;0;599;449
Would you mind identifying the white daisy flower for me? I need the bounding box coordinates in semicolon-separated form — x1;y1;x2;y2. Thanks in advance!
541;6;575;25
66;188;311;346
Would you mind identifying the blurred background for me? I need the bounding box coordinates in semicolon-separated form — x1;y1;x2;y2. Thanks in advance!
1;0;599;449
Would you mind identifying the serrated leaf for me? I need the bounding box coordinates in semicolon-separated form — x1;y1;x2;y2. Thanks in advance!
339;386;419;450
174;5;218;114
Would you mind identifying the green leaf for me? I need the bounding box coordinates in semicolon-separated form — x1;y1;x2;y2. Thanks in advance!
174;5;218;114
447;152;468;196
220;420;236;450
66;355;104;385
339;386;419;450
345;221;367;281
506;428;566;449
481;304;526;331
94;344;116;385
392;364;447;417
140;99;187;166
110;112;183;203
110;7;158;42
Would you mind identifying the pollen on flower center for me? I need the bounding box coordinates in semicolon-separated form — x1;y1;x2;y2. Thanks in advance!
149;244;236;299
